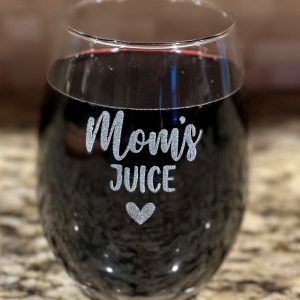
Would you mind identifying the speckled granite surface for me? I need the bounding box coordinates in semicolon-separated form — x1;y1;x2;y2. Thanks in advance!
0;121;300;300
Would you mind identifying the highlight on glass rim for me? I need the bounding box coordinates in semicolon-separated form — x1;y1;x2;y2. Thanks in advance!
1;0;299;300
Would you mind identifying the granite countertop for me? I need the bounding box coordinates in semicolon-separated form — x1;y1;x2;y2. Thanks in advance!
0;120;300;300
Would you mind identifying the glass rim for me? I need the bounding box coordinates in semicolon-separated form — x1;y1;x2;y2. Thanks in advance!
64;0;236;50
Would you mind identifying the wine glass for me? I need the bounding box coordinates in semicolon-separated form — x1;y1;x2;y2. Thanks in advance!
38;0;247;299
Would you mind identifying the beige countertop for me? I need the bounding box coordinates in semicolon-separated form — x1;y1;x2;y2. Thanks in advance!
0;120;300;300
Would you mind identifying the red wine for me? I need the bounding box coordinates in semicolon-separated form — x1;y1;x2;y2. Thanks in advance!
39;50;247;299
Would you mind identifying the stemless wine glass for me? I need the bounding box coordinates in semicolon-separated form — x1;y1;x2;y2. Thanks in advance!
38;0;247;299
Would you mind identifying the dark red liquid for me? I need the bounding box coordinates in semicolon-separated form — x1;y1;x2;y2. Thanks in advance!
39;50;247;299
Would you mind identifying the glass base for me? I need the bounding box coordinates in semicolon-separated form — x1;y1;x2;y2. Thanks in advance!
80;285;198;300
81;286;114;300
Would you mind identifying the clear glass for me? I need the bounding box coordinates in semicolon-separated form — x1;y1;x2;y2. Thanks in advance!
38;1;247;299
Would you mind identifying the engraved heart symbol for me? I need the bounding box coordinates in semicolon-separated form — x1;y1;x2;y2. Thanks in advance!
126;202;156;225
